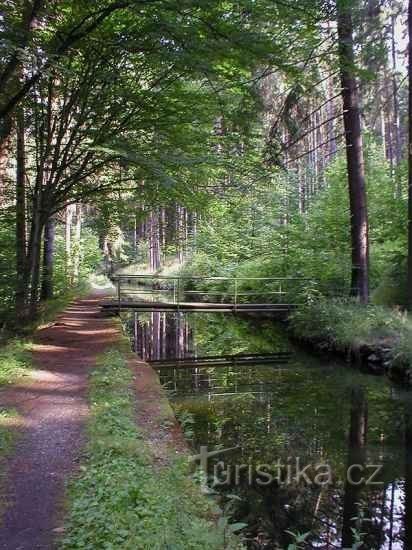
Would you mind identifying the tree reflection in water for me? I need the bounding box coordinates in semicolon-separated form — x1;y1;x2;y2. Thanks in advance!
123;311;412;549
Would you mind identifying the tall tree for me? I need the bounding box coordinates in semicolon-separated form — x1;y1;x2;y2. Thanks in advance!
0;0;140;146
407;0;412;309
15;109;27;316
40;217;55;300
336;0;370;303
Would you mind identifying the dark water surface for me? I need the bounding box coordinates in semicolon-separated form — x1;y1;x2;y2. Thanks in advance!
123;311;412;549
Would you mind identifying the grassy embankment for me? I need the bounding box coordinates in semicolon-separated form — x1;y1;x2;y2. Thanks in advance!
61;347;242;549
289;298;412;381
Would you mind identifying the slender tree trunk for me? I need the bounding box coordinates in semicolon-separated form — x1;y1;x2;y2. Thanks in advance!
15;109;27;317
337;0;370;303
40;216;55;300
133;215;138;256
65;204;74;284
149;210;161;271
408;0;412;310
0;115;13;199
73;204;82;284
28;207;44;318
391;14;402;168
384;67;395;175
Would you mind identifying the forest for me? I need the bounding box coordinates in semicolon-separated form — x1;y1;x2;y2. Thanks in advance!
1;0;412;549
0;0;410;322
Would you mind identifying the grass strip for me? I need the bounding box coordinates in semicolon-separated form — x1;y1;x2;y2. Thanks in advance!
0;340;30;458
62;348;240;549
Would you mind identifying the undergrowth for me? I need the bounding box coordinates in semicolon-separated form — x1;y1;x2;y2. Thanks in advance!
289;297;412;363
0;341;30;459
0;408;21;457
0;339;31;386
61;349;241;549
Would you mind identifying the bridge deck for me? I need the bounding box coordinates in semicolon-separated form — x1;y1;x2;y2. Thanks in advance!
101;300;296;312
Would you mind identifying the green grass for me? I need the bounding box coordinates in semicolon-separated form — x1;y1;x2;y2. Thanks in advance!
0;408;21;455
0;340;30;459
289;297;412;367
61;349;241;550
0;339;31;386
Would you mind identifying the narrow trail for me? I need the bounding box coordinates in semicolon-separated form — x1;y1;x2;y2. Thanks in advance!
0;293;119;550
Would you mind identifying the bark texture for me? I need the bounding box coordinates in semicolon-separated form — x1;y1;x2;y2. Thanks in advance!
407;0;412;309
337;0;370;303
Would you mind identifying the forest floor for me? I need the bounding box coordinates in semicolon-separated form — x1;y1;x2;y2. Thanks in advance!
0;291;215;549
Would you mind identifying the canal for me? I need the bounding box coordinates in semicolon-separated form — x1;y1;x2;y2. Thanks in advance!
123;310;412;549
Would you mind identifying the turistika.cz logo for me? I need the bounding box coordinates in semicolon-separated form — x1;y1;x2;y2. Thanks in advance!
190;445;383;489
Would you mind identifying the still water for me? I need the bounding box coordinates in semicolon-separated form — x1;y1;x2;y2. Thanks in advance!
123;311;412;549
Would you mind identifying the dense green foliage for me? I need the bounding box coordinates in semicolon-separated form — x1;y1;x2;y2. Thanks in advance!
0;1;411;548
0;210;16;319
62;348;241;550
0;212;101;325
290;297;412;356
179;144;407;305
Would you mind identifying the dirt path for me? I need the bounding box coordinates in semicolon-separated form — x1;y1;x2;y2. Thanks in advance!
0;293;119;550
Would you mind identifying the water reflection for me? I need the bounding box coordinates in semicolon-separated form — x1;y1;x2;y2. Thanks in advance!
342;387;368;548
124;311;412;549
127;311;194;361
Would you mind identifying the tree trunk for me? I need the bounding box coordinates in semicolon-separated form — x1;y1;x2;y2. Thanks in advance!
337;0;370;303
40;216;55;300
408;0;412;310
15;109;27;317
391;13;402;168
65;204;74;284
0;115;13;199
28;205;44;318
149;210;161;271
73;204;82;284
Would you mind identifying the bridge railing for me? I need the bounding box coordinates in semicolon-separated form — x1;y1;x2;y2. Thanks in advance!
112;274;316;309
